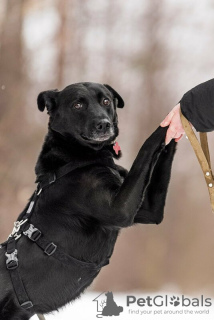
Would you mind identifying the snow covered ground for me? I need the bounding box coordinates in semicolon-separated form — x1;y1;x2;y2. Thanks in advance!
31;291;214;320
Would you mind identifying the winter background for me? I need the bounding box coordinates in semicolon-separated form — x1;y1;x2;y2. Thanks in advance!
1;0;214;319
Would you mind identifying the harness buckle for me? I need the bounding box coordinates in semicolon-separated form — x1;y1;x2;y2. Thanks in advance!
8;219;28;241
44;242;57;256
23;224;42;242
5;249;18;270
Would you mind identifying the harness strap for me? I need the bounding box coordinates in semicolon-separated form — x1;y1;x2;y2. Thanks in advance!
10;270;33;309
22;222;108;269
180;109;214;212
6;238;33;310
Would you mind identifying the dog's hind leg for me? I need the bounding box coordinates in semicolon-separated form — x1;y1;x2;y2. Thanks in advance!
37;314;46;320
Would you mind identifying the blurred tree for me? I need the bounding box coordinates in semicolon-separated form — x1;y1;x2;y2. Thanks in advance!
0;0;25;120
56;0;67;88
0;0;30;240
64;0;87;85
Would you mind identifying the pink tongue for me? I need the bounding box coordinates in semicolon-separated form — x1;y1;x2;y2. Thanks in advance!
113;142;121;155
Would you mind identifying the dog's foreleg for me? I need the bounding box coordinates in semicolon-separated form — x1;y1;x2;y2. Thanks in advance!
133;139;176;224
110;126;170;227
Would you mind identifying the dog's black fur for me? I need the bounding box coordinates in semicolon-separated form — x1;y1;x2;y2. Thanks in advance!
0;82;176;319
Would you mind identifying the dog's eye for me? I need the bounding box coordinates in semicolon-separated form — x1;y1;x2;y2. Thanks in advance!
103;98;110;106
74;103;83;109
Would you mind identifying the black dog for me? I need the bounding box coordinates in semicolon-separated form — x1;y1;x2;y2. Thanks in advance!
0;82;176;319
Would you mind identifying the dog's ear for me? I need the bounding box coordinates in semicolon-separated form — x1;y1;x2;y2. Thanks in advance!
37;89;59;113
104;84;124;108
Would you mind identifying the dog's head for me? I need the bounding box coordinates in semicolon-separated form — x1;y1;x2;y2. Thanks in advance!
37;82;124;150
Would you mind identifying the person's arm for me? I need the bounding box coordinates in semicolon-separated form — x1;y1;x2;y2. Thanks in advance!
161;78;214;144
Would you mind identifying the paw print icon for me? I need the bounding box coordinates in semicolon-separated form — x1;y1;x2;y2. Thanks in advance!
170;296;180;307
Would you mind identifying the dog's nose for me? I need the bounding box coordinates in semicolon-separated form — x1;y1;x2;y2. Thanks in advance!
96;119;111;132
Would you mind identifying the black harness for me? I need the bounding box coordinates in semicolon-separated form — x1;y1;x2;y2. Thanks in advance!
0;156;117;316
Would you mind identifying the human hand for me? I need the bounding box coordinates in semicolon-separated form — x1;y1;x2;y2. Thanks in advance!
160;104;185;145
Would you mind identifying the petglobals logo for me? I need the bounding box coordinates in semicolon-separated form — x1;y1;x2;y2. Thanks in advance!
127;294;212;308
92;292;212;317
93;291;123;318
